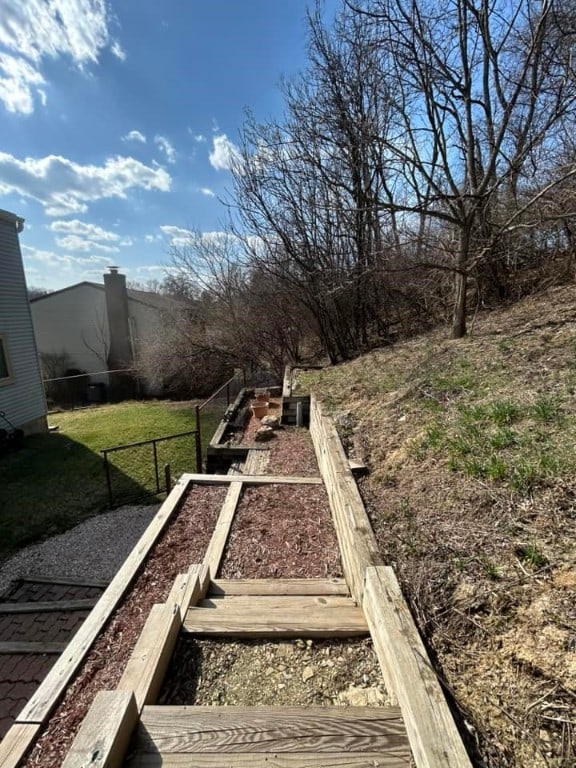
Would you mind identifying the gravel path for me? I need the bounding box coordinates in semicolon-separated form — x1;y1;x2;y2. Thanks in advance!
0;504;159;596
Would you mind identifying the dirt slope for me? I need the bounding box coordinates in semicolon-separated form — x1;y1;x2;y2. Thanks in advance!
299;285;576;768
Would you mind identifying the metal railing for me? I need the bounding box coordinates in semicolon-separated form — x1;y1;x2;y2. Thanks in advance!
101;429;201;508
194;371;246;466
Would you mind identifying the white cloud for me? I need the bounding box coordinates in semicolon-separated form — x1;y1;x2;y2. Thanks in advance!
50;219;120;241
160;225;190;247
22;244;113;269
209;134;240;172
198;187;215;198
0;0;124;114
191;133;206;143
122;130;146;144
55;234;120;253
110;40;126;61
0;151;171;216
154;135;176;164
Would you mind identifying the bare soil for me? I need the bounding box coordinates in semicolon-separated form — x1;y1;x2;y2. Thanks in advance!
298;285;576;768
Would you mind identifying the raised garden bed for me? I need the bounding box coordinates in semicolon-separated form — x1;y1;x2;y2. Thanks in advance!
22;485;226;768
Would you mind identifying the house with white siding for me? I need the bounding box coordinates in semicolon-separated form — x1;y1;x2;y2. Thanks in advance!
30;268;179;398
0;209;48;435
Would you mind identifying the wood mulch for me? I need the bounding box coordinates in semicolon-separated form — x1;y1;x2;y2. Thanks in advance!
265;427;320;476
219;484;341;579
240;397;283;443
24;485;226;768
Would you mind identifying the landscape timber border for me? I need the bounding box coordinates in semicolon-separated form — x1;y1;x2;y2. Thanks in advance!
0;396;473;768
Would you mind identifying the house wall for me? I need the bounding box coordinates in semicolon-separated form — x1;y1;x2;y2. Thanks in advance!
31;286;110;383
0;211;48;434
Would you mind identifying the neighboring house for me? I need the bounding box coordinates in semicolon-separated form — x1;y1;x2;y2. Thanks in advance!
0;209;48;435
30;268;178;397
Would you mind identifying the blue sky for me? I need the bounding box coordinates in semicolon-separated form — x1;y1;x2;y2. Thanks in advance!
0;0;337;290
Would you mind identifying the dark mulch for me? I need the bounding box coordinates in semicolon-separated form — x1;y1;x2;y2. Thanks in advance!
219;484;341;579
25;485;226;768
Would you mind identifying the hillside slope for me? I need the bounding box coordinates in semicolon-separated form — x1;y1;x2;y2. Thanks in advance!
299;285;576;768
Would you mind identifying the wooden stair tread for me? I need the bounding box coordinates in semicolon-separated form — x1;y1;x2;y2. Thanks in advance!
199;596;356;609
129;755;412;767
183;600;368;637
209;579;349;596
134;706;410;757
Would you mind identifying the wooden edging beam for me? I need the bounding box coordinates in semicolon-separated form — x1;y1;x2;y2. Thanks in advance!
19;575;109;589
309;396;382;603
181;473;322;486
364;566;472;768
61;690;138;768
0;642;67;654
5;472;192;762
0;599;97;614
203;481;243;578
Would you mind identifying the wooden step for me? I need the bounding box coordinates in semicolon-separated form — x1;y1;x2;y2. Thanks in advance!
209;579;349;596
183;596;368;638
129;706;411;766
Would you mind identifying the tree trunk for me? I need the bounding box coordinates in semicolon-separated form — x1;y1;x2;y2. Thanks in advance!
452;229;470;339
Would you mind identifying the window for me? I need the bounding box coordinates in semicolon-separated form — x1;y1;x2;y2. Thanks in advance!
0;335;14;385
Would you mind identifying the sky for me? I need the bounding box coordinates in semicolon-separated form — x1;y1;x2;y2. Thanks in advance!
0;0;338;291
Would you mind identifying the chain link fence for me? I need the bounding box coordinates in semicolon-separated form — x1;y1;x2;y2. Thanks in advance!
102;429;200;508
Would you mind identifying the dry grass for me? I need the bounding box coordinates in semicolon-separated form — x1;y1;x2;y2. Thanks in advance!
298;285;576;768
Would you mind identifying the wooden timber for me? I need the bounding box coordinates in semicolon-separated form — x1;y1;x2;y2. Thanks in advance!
183;598;368;638
282;364;293;397
209;578;349;596
135;705;410;758
208;387;247;448
309;396;383;603
61;690;138;768
364;567;472;768
0;598;97;614
168;564;210;614
203;480;243;577
128;755;412;768
117;603;182;712
19;574;109;589
0;723;41;768
199;595;354;609
15;474;192;726
0;641;67;654
181;473;322;485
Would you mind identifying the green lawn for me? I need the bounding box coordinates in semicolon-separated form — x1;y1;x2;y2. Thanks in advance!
0;401;222;561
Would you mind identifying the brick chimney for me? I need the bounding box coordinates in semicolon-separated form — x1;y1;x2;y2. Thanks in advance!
103;267;133;369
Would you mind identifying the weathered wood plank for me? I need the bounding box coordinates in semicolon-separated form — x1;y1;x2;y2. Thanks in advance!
183;605;368;638
0;641;67;654
203;481;243;578
199;596;356;610
130;754;412;768
0;599;97;614
168;565;210;614
19;574;109;588
0;722;41;768
117;603;181;712
137;706;409;754
17;474;192;724
282;364;293;397
62;690;138;768
243;449;270;475
364;567;472;768
209;579;349;596
182;474;323;486
309;397;383;603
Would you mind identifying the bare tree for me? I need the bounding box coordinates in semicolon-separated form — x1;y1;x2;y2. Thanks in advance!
347;0;576;336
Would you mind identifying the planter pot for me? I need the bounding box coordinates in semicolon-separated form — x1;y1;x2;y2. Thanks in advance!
251;401;269;419
255;392;269;402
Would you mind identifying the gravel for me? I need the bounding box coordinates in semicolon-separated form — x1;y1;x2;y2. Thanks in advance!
0;504;159;596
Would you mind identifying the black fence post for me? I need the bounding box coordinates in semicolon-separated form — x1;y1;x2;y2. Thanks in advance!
152;440;160;494
164;463;172;494
195;405;203;473
103;452;114;508
226;382;230;406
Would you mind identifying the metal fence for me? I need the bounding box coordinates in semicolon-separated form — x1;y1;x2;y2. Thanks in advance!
44;369;139;410
101;429;201;508
194;368;280;465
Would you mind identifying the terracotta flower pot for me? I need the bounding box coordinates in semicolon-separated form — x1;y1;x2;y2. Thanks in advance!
251;401;269;419
255;392;269;402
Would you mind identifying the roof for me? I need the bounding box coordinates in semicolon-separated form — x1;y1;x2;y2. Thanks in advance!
0;209;25;232
30;281;183;312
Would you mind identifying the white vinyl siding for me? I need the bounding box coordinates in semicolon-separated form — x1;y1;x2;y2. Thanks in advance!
0;214;47;430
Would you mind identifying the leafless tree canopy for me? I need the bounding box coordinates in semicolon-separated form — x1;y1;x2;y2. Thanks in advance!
167;0;576;374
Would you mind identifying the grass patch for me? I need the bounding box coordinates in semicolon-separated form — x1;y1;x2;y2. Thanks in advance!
0;401;221;561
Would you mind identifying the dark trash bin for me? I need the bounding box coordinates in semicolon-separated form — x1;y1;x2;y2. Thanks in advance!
87;382;107;403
